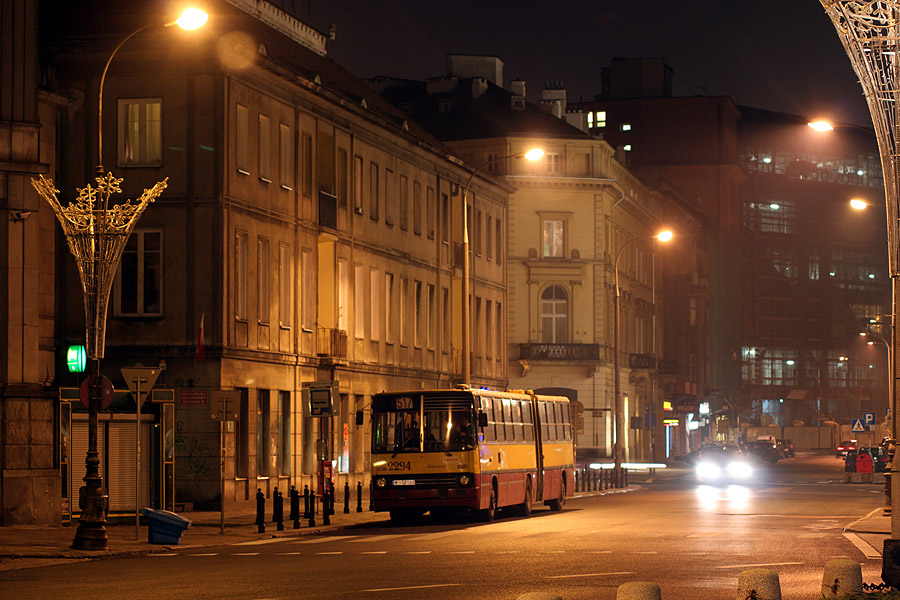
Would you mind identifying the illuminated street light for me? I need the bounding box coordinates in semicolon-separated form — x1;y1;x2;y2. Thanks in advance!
808;119;835;132
850;198;870;210
613;229;673;483
30;7;207;551
460;147;542;384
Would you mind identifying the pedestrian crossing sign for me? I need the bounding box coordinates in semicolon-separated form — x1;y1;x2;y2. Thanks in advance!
851;418;866;433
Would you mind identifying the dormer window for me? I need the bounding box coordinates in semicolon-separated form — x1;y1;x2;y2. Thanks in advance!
512;97;525;110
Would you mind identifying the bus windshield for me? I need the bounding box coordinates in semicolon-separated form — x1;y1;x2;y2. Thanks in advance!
372;393;476;453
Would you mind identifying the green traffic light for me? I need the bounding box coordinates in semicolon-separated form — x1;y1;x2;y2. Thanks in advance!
66;345;86;373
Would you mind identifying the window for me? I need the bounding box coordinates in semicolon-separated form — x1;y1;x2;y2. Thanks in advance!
474;210;482;256
354;264;365;339
399;175;409;230
442;287;450;352
496;302;502;360
486;300;493;359
414;280;423;347
475;297;483;357
541;285;568;343
400;277;409;346
413;181;422;235
279;123;293;189
353;155;363;214
338;258;349;332
441;194;450;243
116;229;163;316
278;391;291;476
337;149;348;207
257;390;275;477
427;186;435;239
486;216;493;261
235;231;248;320
546;153;561;174
385;273;395;344
621;123;632;131
301;249;314;331
236;388;249;478
119;98;162;166
595;111;607;128
370;268;380;341
495;218;502;265
427;284;435;349
370;163;380;220
542;219;565;257
236;104;249;173
385;169;395;225
486;152;499;174
258;115;271;181
302;133;312;197
279;244;291;328
258;238;270;324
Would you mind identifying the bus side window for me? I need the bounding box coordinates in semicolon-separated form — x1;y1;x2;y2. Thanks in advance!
481;397;495;442
555;403;564;441
563;403;572;440
540;402;550;441
512;401;524;442
494;398;506;442
552;403;560;442
522;400;534;442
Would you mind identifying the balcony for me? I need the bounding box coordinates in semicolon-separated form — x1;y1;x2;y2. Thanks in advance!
518;343;599;361
317;327;347;358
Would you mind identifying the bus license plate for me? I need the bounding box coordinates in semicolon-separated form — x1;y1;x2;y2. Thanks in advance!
392;479;415;486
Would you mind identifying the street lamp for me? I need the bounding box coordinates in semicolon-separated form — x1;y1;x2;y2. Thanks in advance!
460;147;543;385
30;7;207;551
613;229;673;484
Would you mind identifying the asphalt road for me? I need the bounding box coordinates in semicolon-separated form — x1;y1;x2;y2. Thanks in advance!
0;453;884;599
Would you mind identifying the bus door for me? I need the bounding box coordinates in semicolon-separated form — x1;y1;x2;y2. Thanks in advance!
531;394;546;501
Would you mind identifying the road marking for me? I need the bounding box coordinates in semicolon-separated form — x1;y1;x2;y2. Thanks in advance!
187;553;218;556
685;552;707;556
546;572;635;579
589;550;612;554
149;553;177;557
496;550;521;554
632;551;658;554
405;551;431;554
348;535;405;543
687;532;720;538
362;584;462;593
844;532;882;559
232;552;260;556
360;551;388;554
448;550;475;554
316;551;343;555
714;562;803;569
235;538;289;546
274;552;301;555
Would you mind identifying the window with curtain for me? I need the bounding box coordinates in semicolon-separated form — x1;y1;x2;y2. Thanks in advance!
541;285;568;343
119;98;162;166
116;229;163;316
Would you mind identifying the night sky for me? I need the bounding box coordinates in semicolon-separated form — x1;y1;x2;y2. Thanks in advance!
285;0;871;127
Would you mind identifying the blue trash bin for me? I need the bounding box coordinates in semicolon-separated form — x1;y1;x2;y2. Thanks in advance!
141;508;192;545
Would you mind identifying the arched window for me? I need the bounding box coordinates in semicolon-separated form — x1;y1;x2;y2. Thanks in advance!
541;285;568;343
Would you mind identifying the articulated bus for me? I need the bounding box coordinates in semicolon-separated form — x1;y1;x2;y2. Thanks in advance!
368;386;574;522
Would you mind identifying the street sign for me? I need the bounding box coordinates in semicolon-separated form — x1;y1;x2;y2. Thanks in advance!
121;367;160;406
210;390;240;421
851;418;866;433
863;412;876;425
79;375;115;410
302;381;338;417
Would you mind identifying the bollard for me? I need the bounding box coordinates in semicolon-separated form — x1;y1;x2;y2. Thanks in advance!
308;492;316;527
275;490;284;531
323;489;331;525
328;479;336;515
617;582;661;600
272;486;279;522
516;594;563;600
356;481;363;513
821;558;862;598
290;485;300;529
736;568;781;600
303;485;310;519
255;488;266;534
344;481;350;514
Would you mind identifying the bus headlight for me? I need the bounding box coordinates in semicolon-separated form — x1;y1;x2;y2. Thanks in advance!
375;477;387;488
458;475;471;486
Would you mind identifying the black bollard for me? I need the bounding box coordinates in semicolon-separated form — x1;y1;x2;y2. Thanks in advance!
255;488;266;533
308;491;316;527
344;481;350;514
272;487;279;522
328;479;336;515
322;489;331;525
356;481;363;513
290;485;300;529
368;482;374;511
275;490;284;531
303;485;310;519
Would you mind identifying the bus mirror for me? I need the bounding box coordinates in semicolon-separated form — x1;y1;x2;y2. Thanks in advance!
355;410;364;426
478;412;488;428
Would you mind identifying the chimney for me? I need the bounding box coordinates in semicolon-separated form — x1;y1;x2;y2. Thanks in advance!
541;82;567;119
510;79;526;98
446;54;503;86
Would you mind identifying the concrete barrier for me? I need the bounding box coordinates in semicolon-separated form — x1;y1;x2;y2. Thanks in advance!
821;558;863;597
617;582;662;599
735;568;781;600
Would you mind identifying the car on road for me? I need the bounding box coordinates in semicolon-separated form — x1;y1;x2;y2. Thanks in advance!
776;438;795;458
742;440;780;464
836;439;858;458
694;444;754;484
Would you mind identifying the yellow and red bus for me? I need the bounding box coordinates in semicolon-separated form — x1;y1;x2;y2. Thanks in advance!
368;386;574;522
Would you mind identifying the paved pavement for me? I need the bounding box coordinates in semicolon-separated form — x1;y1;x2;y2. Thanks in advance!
0;464;891;574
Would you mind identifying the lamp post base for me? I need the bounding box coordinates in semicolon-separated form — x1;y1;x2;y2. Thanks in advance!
72;520;109;550
71;480;109;550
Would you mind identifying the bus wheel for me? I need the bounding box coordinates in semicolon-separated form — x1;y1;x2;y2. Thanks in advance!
549;479;566;511
480;482;497;522
518;480;533;517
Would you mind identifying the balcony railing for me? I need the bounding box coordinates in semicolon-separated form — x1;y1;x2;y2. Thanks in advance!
317;327;347;358
518;343;599;361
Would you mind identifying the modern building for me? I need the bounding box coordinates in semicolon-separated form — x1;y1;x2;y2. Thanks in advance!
40;0;510;516
373;56;705;461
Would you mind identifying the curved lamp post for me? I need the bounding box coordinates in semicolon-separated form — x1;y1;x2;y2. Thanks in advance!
613;229;673;483
30;7;207;551
460;147;543;385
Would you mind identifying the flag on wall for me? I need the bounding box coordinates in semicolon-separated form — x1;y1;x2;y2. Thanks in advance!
196;312;205;363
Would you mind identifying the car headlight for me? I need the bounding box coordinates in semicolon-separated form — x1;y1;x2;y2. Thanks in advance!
727;461;752;479
696;462;721;479
458;474;471;486
375;477;387;488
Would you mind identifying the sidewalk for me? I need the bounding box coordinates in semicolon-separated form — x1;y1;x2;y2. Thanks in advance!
0;484;637;572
